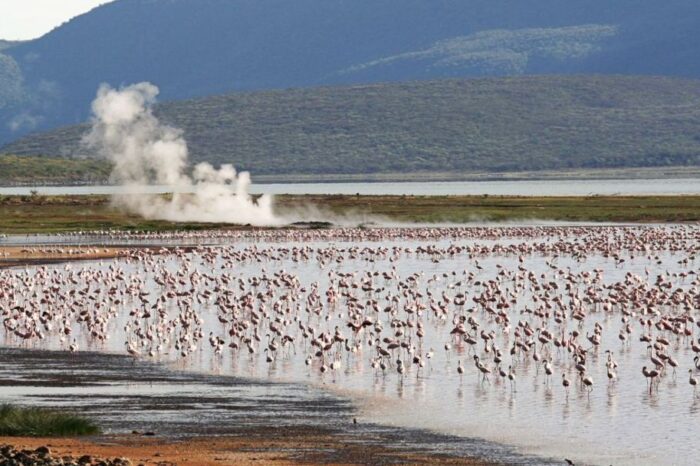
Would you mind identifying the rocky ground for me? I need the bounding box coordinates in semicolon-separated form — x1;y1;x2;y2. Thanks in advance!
0;445;130;466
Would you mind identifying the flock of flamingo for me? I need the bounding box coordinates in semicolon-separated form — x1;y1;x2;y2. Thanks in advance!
1;224;699;403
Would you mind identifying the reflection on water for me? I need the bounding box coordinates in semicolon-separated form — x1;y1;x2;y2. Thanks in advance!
0;347;354;435
0;347;557;464
1;225;698;466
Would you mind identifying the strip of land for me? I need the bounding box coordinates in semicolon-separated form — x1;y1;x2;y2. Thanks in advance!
251;166;700;183
1;430;492;465
0;246;126;263
0;194;698;234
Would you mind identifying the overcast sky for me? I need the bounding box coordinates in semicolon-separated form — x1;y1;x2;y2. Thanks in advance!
1;0;114;41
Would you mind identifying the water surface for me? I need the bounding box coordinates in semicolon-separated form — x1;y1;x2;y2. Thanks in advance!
1;178;698;196
1;225;697;465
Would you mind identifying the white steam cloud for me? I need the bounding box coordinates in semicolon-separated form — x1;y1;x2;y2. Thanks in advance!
84;82;282;226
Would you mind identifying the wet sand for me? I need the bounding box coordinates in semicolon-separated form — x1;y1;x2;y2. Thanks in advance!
0;245;127;267
1;433;494;465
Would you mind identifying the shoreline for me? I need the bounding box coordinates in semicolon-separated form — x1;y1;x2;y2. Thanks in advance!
0;194;699;234
6;227;695;464
0;346;539;465
0;432;496;466
0;245;127;268
2;166;700;186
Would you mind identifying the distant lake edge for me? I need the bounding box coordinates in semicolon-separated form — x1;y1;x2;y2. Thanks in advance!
1;178;698;197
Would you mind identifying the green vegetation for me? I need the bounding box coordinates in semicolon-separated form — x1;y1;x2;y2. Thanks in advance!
0;404;100;437
2;0;700;147
3;76;700;180
0;154;111;184
284;195;700;224
0;194;697;234
0;195;250;234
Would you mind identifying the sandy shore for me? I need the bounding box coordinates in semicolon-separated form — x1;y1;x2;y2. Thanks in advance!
0;245;127;267
1;431;494;465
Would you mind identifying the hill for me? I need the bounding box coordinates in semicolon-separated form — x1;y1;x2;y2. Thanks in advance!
4;76;700;178
0;41;22;51
1;0;700;143
0;154;110;185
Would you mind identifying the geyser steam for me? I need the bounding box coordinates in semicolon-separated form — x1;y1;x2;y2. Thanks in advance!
84;82;281;226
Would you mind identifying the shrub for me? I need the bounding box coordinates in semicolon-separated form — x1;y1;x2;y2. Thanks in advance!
0;404;100;437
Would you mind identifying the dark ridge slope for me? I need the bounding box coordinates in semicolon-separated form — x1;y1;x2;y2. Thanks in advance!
4;76;700;176
1;0;700;143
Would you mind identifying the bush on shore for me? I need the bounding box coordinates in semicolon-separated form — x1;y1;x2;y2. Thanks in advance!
0;404;100;437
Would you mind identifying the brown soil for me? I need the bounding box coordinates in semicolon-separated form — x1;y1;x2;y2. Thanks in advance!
1;431;494;466
0;246;127;267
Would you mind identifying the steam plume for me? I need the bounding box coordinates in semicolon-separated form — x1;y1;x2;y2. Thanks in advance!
84;82;281;226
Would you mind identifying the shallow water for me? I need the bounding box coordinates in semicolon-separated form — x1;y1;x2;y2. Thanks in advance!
1;225;698;465
0;347;351;435
1;178;699;196
0;347;558;464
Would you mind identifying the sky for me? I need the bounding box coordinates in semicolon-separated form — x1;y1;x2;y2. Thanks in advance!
0;0;114;41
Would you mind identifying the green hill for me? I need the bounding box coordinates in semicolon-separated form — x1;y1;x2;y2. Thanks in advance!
0;154;110;185
3;75;700;178
2;0;700;144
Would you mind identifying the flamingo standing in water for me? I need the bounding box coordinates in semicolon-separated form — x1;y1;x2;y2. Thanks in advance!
689;369;698;394
642;366;660;393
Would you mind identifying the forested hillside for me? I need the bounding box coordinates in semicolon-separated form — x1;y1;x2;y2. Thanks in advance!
1;0;700;143
4;76;700;177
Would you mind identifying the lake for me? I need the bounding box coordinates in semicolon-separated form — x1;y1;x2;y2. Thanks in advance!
2;224;698;465
1;178;699;196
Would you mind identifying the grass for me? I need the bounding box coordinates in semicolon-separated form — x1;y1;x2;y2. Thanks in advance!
0;404;100;437
0;194;698;234
279;194;700;223
0;195;255;234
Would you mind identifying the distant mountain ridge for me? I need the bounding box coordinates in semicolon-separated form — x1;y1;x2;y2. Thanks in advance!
1;0;700;144
0;40;23;51
4;76;700;177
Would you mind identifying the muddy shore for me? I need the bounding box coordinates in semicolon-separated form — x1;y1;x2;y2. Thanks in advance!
2;432;494;465
0;347;558;465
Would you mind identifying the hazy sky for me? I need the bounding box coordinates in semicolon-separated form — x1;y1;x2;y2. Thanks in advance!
1;0;114;41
